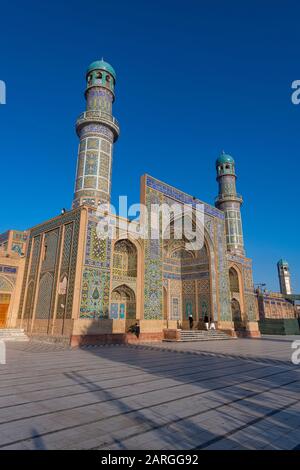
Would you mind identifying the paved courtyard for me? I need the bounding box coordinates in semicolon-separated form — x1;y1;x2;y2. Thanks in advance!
0;336;299;450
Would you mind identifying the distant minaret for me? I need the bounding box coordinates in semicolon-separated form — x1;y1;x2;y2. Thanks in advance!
277;259;292;295
215;151;244;255
73;59;120;208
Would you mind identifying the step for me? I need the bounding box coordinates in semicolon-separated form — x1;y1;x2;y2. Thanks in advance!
181;331;227;335
181;330;228;333
180;335;230;338
0;333;28;337
0;337;29;342
0;328;25;333
180;337;231;341
179;330;233;342
0;328;29;342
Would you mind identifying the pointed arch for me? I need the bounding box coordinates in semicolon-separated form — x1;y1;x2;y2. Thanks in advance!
110;284;136;320
162;213;215;325
229;267;240;292
111;234;143;320
0;275;14;293
113;239;137;278
228;263;246;326
35;272;54;320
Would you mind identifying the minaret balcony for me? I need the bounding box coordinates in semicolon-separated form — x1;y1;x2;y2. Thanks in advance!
76;110;120;140
215;193;243;205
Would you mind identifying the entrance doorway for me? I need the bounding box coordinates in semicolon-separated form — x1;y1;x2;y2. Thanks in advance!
231;298;244;330
0;294;11;328
110;285;136;320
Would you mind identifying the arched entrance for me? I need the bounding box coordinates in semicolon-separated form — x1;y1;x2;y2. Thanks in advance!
0;275;14;328
231;298;242;321
110;239;138;320
110;285;136;319
163;228;212;327
0;294;10;328
229;267;244;330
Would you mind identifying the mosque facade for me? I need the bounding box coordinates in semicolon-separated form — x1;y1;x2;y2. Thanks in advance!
0;60;263;344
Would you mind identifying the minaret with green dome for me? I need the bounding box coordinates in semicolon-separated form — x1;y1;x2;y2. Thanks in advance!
73;59;120;208
277;259;292;295
215;151;244;255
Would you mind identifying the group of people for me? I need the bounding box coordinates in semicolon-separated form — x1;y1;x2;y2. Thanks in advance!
188;314;216;330
129;316;216;338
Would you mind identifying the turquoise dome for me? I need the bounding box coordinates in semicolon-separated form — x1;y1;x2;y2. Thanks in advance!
278;259;289;266
87;60;116;80
216;151;235;166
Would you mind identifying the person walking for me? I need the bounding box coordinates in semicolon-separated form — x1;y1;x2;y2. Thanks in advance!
188;314;194;330
134;322;140;339
204;314;209;330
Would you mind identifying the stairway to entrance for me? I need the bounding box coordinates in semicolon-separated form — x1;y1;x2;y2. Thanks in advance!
0;329;29;342
179;329;234;341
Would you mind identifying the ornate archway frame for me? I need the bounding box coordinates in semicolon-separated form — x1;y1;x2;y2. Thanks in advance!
0;274;15;329
162;214;217;324
0;274;15;293
228;263;246;320
110;235;144;320
111;283;136;320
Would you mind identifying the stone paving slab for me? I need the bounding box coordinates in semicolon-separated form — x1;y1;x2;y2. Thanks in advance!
138;335;300;362
0;337;299;450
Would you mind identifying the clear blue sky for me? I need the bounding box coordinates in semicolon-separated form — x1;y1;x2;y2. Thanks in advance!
0;0;299;292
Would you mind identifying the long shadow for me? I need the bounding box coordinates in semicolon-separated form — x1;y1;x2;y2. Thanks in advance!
31;427;47;450
60;335;300;450
1;338;299;450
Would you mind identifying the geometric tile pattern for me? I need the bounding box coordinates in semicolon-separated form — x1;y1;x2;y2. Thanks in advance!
56;223;74;320
143;186;163;319
35;272;54;319
18;209;81;324
146;175;225;220
80;211;112;318
142;177;231;323
217;221;232;321
80;267;110;318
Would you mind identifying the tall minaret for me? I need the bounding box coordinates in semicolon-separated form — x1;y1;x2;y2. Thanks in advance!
73;60;120;208
215;151;244;255
277;259;292;295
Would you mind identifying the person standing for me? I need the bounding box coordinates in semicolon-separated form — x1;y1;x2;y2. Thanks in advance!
134;322;140;339
188;314;194;330
204;314;209;330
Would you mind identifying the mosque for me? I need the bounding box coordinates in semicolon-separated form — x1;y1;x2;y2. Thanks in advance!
0;59;290;344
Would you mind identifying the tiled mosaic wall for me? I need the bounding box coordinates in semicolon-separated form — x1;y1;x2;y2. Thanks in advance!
12;230;28;256
163;237;212;321
79;209;112;318
35;228;60;319
18;210;81;325
143;176;231;322
216;220;232;321
143;186;163;319
73;124;114;207
227;253;257;321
